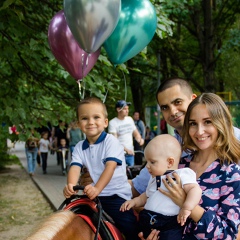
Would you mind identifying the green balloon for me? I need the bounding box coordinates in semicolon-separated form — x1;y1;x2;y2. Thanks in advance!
103;0;157;65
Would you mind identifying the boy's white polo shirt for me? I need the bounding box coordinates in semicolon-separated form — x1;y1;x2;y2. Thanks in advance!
71;131;132;200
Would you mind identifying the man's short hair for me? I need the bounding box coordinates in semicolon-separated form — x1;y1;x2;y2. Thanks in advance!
156;77;193;101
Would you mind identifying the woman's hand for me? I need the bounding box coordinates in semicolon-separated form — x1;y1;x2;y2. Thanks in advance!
138;229;160;240
158;172;186;207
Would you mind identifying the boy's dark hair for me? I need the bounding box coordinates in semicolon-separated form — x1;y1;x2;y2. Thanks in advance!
156;77;193;103
76;97;108;120
41;131;49;137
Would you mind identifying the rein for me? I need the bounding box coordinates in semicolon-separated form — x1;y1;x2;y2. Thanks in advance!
58;186;102;240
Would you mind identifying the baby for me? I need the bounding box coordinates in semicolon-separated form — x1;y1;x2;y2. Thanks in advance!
120;134;202;240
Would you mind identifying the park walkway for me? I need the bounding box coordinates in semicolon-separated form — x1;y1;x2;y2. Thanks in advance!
13;141;67;210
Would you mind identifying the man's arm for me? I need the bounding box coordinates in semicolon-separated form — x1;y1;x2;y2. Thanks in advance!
128;179;141;198
133;129;144;146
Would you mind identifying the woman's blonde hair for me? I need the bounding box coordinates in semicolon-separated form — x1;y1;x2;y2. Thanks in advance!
182;93;240;164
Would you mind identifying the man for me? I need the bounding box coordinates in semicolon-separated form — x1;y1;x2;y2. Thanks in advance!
108;100;144;166
131;77;240;197
133;111;146;165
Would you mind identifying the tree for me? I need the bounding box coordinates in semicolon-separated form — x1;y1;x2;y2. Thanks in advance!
154;0;240;93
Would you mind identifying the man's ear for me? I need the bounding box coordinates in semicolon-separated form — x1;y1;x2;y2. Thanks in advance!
167;157;175;168
192;93;197;100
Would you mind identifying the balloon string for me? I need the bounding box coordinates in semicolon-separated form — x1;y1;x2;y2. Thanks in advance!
77;79;85;101
103;89;109;103
122;70;127;101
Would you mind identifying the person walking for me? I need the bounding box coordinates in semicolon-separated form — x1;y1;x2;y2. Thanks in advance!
25;129;39;177
108;100;144;166
38;131;51;174
133;111;146;165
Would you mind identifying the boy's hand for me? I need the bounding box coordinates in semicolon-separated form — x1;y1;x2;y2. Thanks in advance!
63;183;77;198
120;200;135;212
84;184;100;200
177;208;191;226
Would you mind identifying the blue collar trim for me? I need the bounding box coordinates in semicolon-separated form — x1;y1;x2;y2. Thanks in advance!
82;131;107;150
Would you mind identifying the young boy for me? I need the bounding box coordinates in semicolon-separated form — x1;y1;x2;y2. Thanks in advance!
120;134;202;240
63;97;139;240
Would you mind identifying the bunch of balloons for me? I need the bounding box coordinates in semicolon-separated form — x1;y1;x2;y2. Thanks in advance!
48;0;157;81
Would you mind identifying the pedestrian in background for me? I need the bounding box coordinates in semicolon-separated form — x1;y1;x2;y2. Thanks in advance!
38;131;51;174
108;100;144;167
133;111;145;165
66;121;85;157
25;129;39;177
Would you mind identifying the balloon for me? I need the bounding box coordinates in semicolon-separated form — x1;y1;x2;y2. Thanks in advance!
48;10;100;80
64;0;121;53
103;0;157;65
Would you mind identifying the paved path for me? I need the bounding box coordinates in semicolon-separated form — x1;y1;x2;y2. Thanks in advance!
13;141;67;210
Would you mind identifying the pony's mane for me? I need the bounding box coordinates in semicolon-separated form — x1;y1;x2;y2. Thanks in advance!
26;210;76;240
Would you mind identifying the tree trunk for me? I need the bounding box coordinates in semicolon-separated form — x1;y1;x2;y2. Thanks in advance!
202;0;215;92
128;60;145;122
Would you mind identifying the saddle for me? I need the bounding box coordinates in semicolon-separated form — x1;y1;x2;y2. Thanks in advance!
58;186;124;240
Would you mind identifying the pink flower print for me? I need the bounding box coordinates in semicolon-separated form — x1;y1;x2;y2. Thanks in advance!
205;162;219;172
220;186;233;196
207;219;215;233
225;235;233;240
204;188;220;200
213;226;224;239
196;233;206;239
227;208;239;223
203;174;221;184
222;194;239;206
178;164;186;169
226;173;240;183
221;164;234;173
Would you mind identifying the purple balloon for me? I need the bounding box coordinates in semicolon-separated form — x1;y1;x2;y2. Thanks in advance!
48;10;100;80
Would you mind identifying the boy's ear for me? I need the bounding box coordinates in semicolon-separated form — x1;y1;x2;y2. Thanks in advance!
105;118;109;127
167;157;174;168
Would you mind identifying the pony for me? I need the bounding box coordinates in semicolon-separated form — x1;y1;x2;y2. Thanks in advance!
25;210;95;240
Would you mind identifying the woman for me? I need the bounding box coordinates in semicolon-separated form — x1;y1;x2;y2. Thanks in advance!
140;93;240;239
66;121;85;156
25;129;39;176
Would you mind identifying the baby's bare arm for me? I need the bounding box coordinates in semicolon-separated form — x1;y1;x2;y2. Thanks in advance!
182;183;202;211
120;192;147;211
177;183;202;225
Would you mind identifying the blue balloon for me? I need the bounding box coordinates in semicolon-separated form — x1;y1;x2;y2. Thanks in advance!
103;0;157;65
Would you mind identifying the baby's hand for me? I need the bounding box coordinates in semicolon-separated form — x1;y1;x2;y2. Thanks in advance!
84;185;100;200
120;200;135;212
177;208;191;226
63;183;77;198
